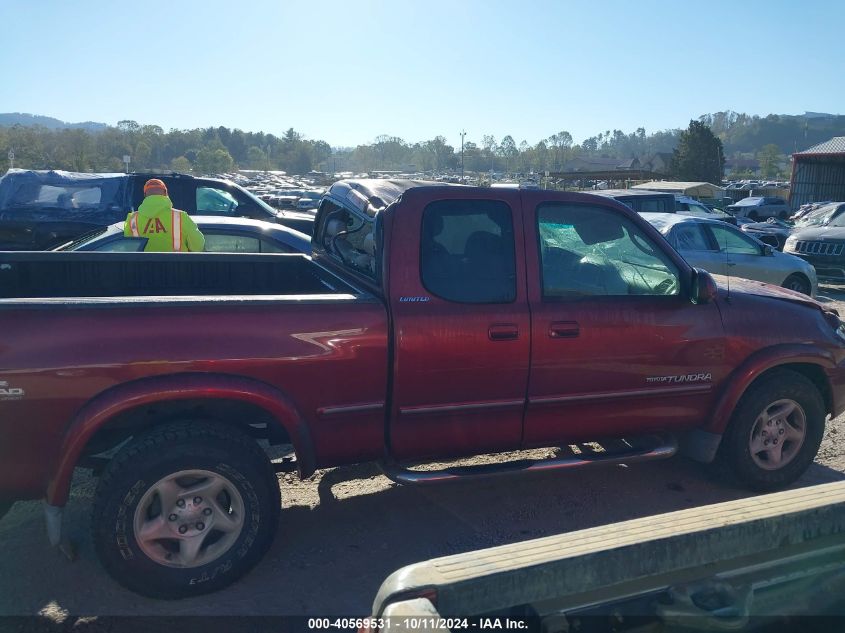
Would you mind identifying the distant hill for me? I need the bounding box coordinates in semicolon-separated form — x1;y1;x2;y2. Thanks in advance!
700;110;845;155
0;113;108;132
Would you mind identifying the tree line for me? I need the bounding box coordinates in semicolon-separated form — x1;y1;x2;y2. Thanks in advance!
0;121;331;176
1;111;842;179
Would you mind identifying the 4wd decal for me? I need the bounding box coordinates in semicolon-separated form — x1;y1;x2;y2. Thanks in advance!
0;380;24;399
646;373;712;384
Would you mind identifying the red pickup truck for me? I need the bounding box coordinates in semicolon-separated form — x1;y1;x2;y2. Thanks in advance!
2;179;845;598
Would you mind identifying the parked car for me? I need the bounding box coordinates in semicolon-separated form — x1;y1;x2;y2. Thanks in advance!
2;181;844;598
643;213;817;296
742;202;845;251
0;169;315;250
56;216;311;254
726;196;790;221
784;204;845;283
296;197;317;210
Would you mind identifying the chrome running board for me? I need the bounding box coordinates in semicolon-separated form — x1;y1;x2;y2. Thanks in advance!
381;435;678;485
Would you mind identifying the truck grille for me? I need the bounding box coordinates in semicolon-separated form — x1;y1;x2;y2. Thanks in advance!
793;240;845;256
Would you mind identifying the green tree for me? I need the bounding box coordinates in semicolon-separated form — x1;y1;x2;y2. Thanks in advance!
170;156;193;173
757;143;783;179
498;135;518;173
246;146;268;170
670;120;724;183
195;147;234;174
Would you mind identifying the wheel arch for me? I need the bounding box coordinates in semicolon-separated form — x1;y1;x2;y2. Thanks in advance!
781;272;812;293
706;346;834;437
46;372;316;506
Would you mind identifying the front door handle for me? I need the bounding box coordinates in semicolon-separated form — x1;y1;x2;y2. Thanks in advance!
549;321;580;338
488;324;519;341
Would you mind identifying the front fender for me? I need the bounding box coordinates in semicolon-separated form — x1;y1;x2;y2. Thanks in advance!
46;372;316;506
704;343;835;437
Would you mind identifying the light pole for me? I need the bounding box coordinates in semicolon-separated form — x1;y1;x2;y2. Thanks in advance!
460;130;466;182
7;149;14;170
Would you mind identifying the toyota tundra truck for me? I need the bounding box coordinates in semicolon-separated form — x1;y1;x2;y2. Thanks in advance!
1;179;845;598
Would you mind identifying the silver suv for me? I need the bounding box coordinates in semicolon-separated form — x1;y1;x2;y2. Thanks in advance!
726;196;790;221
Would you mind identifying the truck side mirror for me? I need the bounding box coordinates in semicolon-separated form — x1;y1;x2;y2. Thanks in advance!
692;268;718;304
762;244;774;256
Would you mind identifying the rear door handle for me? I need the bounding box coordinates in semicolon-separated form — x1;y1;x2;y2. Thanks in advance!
549;321;580;338
488;324;519;341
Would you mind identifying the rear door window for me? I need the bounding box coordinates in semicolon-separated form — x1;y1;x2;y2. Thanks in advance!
421;199;516;303
672;223;715;251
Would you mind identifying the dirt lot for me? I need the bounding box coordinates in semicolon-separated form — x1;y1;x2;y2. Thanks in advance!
2;288;845;619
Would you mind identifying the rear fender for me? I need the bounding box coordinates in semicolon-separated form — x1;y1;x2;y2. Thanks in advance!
46;372;315;506
704;344;835;437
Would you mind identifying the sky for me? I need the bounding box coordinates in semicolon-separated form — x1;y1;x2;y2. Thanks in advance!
1;0;843;149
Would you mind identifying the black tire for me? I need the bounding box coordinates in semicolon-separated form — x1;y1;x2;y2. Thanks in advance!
720;369;825;492
782;273;811;295
92;421;280;598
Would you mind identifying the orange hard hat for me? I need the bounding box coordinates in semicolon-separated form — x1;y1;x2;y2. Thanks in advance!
143;178;168;197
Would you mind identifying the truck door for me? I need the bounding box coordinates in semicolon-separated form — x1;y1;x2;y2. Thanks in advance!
387;189;530;462
522;193;727;446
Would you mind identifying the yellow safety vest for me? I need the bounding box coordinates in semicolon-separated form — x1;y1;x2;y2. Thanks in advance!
128;208;183;251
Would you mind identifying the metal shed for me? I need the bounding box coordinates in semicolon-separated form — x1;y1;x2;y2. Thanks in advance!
790;137;845;209
631;180;726;200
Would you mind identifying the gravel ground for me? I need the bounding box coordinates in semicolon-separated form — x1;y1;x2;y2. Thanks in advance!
2;288;845;620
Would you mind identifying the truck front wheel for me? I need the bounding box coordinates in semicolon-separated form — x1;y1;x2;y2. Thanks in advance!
91;421;280;598
721;370;825;492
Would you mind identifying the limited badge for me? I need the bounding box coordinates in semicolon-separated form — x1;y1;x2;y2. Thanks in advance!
0;380;24;399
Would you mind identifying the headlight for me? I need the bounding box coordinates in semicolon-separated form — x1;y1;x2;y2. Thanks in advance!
784;235;798;252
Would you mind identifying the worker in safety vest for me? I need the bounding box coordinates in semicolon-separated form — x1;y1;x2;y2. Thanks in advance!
124;179;205;252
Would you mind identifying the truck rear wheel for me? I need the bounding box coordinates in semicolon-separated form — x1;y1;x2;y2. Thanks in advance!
721;370;825;491
91;421;280;598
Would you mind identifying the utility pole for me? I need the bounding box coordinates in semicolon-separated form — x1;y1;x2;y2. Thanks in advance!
7;149;14;170
460;130;466;182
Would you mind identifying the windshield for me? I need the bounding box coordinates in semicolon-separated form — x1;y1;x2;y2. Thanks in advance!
54;226;111;250
795;204;843;227
734;197;762;207
244;188;281;217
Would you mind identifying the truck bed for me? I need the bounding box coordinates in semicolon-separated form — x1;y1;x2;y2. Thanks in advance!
0;251;355;299
0;251;390;501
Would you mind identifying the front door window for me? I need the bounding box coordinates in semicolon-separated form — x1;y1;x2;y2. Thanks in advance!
537;203;680;298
